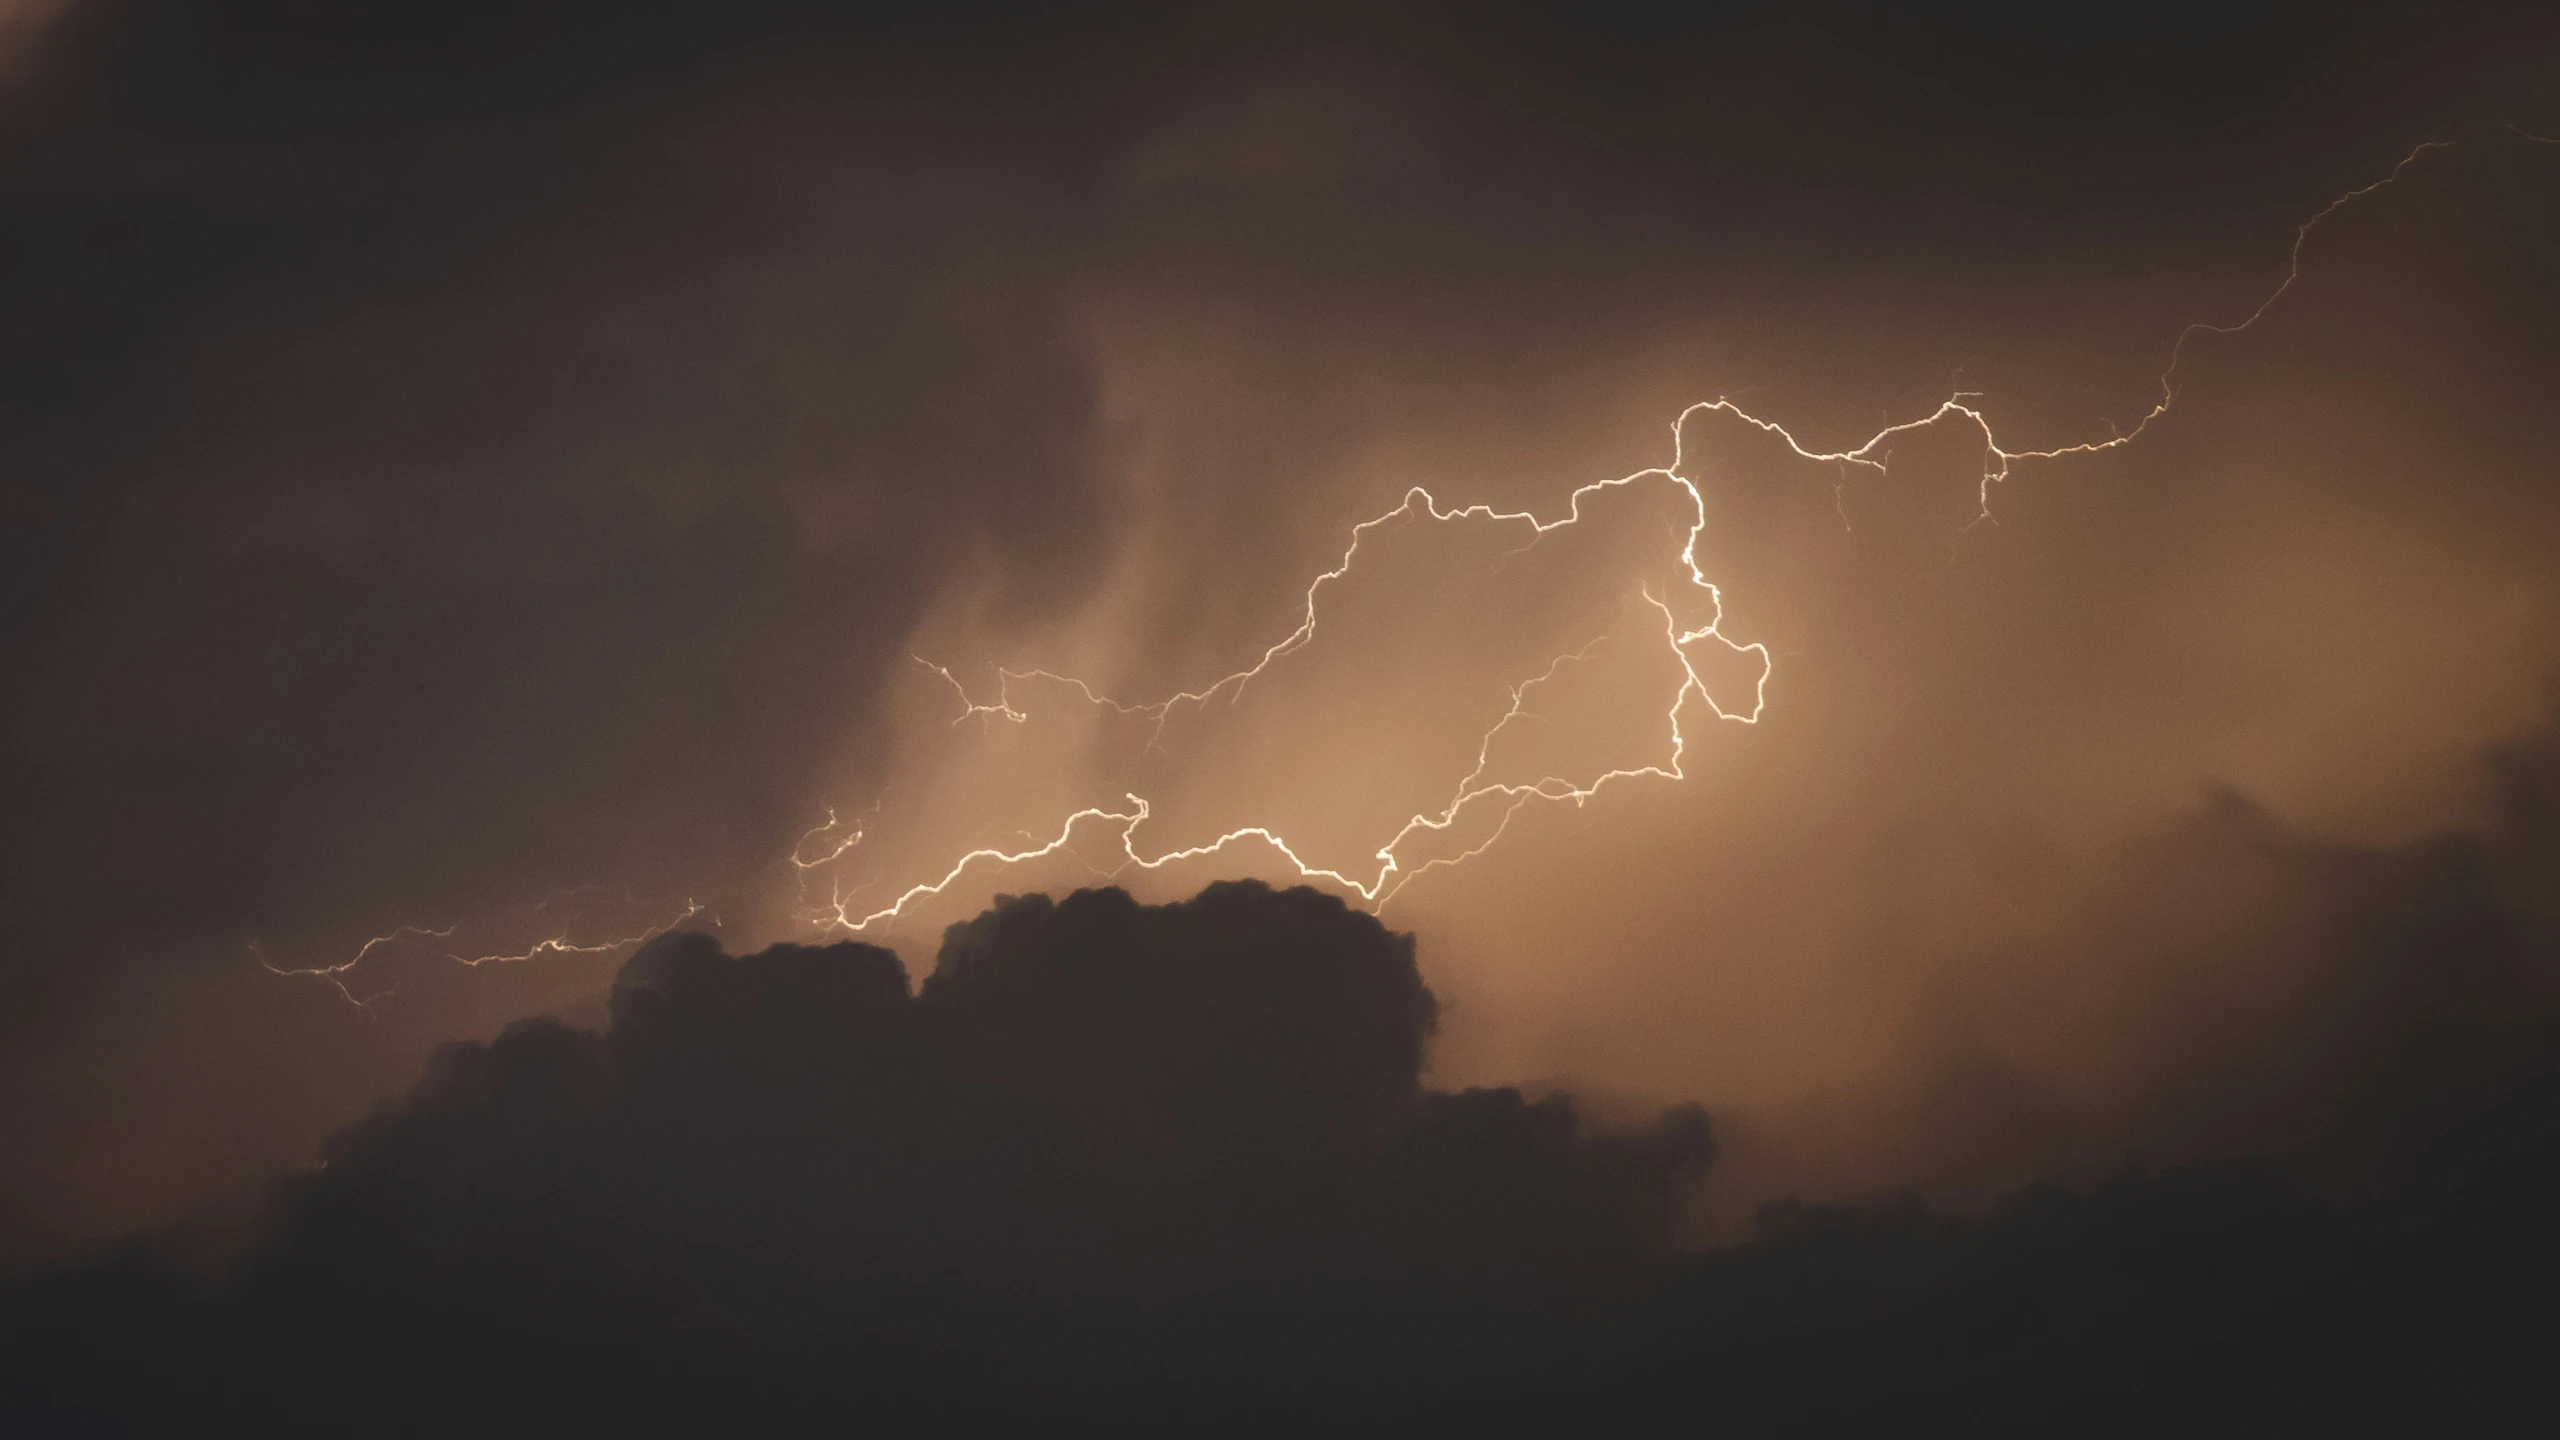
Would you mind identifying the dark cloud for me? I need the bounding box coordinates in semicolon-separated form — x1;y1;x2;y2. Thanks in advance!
1773;696;2560;1218
0;3;1159;1232
7;810;2559;1432
2;7;1127;1009
3;880;1716;1429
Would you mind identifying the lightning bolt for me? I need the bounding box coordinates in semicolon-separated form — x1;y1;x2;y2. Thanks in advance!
839;439;1765;934
821;133;2536;934
272;129;2553;990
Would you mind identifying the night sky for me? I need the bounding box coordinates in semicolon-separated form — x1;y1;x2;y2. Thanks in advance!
5;3;2559;1431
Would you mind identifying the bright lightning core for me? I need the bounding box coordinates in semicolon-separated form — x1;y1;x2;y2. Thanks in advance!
794;136;2498;941
818;436;1768;937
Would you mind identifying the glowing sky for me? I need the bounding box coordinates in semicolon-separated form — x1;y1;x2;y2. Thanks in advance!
3;0;2556;1259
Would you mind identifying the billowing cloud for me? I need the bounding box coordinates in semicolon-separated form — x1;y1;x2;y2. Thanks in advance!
3;882;1717;1425
6;846;2557;1429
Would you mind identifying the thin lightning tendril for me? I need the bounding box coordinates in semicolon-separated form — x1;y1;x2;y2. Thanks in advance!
260;903;704;1015
252;924;455;1011
789;807;871;869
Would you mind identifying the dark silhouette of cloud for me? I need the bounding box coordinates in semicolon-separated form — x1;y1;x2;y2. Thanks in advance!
2;882;1709;1429
7;805;2559;1433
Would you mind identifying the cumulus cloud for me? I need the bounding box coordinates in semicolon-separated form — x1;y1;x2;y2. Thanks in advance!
19;882;1700;1426
7;818;2559;1431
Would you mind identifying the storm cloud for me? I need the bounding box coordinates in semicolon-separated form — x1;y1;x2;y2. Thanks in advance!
7;814;2559;1432
9;881;1723;1429
3;6;2560;1426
